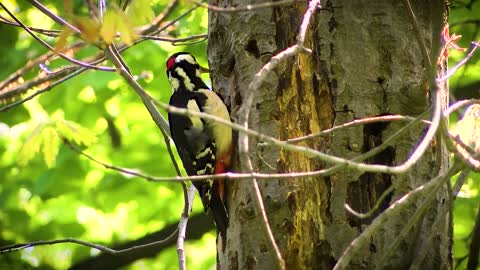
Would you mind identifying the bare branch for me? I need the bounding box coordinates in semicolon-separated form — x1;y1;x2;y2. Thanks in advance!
27;0;80;33
0;15;61;37
137;0;178;34
0;67;87;112
177;185;196;270
0;3;115;72
437;41;480;83
189;0;299;13
139;34;207;45
0;231;178;254
286;114;430;143
402;0;432;68
104;45;170;136
0;41;83;92
334;163;461;270
345;185;395;219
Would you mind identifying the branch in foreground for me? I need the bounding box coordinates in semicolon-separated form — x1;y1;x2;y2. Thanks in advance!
334;163;462;270
286;114;431;143
0;3;115;72
189;0;299;13
437;41;480;83
27;0;80;33
177;185;196;270
69;213;213;270
65;107;430;184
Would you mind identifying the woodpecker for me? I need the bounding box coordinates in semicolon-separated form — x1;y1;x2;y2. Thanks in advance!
165;52;232;234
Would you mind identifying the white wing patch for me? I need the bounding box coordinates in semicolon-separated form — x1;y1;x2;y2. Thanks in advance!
197;89;232;155
187;99;203;129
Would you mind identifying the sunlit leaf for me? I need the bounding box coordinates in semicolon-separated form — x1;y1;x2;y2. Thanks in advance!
126;0;153;26
54;26;74;52
100;10;117;45
100;7;138;45
116;12;138;45
56;120;97;146
18;122;48;166
41;126;60;168
73;16;101;44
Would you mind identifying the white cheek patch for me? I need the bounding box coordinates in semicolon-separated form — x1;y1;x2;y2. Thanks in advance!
187;100;203;129
168;74;180;92
175;54;197;65
175;67;194;91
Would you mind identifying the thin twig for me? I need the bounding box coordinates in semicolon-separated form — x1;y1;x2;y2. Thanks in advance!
0;15;61;37
0;230;178;254
139;34;208;45
334;163;461;270
0;68;87;112
27;0;80;33
286;114;430;143
453;169;471;198
0;3;115;72
437;41;480;83
0;41;83;92
177;185;196;270
161;96;437;175
150;5;200;37
375;164;460;269
402;0;432;68
345;185;395;219
407;169;469;269
138;0;179;34
189;0;299;13
445;99;480;116
104;45;170;136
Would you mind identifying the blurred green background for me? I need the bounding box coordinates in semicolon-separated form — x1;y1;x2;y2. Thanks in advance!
0;0;215;269
0;0;479;269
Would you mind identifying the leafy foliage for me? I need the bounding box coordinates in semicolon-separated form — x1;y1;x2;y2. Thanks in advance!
449;1;480;269
0;0;215;269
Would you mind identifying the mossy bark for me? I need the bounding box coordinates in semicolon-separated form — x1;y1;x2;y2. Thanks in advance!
208;0;450;269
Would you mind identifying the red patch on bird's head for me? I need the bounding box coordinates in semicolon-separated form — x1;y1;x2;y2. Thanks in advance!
166;56;176;71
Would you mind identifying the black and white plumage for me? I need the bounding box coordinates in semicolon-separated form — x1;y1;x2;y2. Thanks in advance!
165;52;232;234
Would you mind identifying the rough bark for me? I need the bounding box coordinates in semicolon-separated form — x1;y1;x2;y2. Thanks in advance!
208;0;450;269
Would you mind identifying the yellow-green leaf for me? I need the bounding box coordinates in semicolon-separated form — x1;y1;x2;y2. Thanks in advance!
56;120;97;146
18;123;48;166
42;126;60;168
126;0;153;26
116;13;137;45
73;16;101;44
54;26;74;52
100;10;117;45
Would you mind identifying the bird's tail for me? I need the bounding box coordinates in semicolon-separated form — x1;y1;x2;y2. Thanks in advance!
210;179;228;237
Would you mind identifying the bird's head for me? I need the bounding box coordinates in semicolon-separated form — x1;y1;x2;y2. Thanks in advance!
166;52;209;92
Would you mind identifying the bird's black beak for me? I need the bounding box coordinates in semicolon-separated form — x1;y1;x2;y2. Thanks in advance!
199;65;210;73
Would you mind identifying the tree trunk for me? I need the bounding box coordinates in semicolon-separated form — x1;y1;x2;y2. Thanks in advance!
208;0;450;269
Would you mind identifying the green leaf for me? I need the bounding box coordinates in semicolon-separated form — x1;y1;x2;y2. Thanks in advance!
100;10;117;45
41;126;60;168
56;120;97;146
18;122;48;166
127;0;153;26
100;7;138;45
